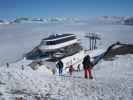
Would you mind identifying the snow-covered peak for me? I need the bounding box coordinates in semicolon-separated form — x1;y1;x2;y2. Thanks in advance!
10;17;44;24
5;17;88;24
0;16;132;25
98;16;133;25
0;19;9;25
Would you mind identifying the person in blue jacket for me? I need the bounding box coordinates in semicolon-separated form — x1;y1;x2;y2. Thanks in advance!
56;59;64;76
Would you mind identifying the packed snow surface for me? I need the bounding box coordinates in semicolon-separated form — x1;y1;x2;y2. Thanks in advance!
0;54;133;100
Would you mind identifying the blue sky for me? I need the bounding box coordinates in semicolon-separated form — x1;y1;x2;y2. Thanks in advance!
0;0;133;19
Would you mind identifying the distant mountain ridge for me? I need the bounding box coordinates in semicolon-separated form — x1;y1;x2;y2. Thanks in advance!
124;17;133;25
0;19;9;24
99;16;133;25
1;16;133;25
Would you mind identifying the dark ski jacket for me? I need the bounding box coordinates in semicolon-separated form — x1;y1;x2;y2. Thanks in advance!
82;55;93;69
56;60;63;69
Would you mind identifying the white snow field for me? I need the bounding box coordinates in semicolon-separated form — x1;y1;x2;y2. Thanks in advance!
0;18;133;100
0;54;133;100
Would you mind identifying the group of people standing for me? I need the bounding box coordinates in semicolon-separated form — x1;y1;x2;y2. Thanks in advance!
56;42;122;79
56;54;94;79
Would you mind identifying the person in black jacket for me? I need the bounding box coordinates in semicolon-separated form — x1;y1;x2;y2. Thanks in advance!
82;55;93;79
56;59;64;76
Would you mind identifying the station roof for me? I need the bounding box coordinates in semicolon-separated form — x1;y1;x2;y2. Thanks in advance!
43;34;75;41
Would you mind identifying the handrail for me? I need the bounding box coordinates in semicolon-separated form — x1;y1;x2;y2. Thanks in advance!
92;41;129;67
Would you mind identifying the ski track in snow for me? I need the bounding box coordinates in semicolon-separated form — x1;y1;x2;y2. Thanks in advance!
0;55;133;100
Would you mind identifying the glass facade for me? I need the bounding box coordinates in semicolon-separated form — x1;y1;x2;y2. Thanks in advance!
46;36;76;45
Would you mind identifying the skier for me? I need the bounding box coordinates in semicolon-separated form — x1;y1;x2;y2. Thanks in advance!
82;55;93;79
56;59;64;76
52;68;56;75
21;64;24;70
77;64;81;72
6;62;9;68
69;65;74;76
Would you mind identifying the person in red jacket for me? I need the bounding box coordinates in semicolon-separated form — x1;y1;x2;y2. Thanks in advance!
82;55;93;79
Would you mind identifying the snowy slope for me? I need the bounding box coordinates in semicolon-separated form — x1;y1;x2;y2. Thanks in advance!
0;54;133;100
